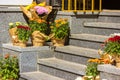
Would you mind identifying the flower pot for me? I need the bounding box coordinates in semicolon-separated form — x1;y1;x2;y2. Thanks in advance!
83;76;95;80
9;27;27;47
31;31;46;46
9;27;18;43
115;56;120;68
82;75;100;80
14;40;27;47
51;38;65;47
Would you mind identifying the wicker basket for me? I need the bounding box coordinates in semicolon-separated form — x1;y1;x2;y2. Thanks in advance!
31;31;46;46
9;27;27;47
51;38;65;47
115;56;120;68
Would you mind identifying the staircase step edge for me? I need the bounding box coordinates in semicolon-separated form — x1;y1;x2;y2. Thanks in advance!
84;22;120;30
20;71;65;80
70;33;108;43
55;45;100;58
38;58;87;75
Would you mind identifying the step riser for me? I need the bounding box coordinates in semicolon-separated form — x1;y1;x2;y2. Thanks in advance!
98;16;120;23
100;72;120;80
83;27;120;36
39;64;82;80
54;51;91;65
70;39;102;49
38;50;54;59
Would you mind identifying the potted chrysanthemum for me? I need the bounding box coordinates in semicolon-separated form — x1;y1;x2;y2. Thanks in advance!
20;1;52;46
49;18;70;46
9;22;31;47
29;20;48;46
103;33;120;68
0;54;19;80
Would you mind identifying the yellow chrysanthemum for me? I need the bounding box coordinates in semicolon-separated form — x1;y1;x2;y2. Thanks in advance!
50;26;54;29
15;22;21;26
25;1;37;10
38;1;46;7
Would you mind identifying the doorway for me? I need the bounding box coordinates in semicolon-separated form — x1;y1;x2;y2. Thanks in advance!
102;0;120;10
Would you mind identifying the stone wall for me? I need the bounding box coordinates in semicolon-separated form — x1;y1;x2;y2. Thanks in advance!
1;7;120;43
0;8;27;43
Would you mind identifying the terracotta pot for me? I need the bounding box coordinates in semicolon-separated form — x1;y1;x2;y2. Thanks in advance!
31;31;46;46
51;38;65;47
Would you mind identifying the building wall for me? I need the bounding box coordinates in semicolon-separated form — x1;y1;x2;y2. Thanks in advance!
0;8;27;43
0;7;120;43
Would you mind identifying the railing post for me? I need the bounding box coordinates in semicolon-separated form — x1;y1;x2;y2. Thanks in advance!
61;0;102;12
83;0;86;12
68;0;71;10
74;0;77;12
99;0;102;11
62;0;64;11
91;0;94;12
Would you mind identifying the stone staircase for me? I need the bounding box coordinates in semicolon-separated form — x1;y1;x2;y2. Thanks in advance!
2;10;120;80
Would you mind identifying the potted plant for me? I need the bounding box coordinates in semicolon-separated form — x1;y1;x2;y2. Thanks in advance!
0;54;19;80
9;22;31;47
29;20;48;46
20;1;52;21
49;18;70;46
85;62;100;80
103;33;120;68
20;1;52;46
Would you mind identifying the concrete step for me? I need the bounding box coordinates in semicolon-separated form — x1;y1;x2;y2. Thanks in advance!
98;11;120;23
70;33;108;49
20;71;65;80
83;22;120;35
55;45;100;65
84;22;120;29
38;58;86;80
98;64;120;80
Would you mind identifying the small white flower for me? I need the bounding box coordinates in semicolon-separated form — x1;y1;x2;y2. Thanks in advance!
12;36;17;39
75;76;83;80
110;33;120;37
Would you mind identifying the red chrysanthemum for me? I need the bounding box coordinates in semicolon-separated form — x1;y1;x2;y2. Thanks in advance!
17;25;31;30
108;35;120;42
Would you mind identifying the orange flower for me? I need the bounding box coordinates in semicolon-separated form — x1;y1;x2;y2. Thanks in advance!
4;54;10;59
13;55;17;58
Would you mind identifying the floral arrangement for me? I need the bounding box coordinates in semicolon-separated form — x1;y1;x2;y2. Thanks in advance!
9;22;31;42
103;34;120;56
100;33;120;68
9;22;21;29
50;18;69;39
20;1;52;46
28;20;47;34
20;1;52;21
86;62;99;78
0;54;19;80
